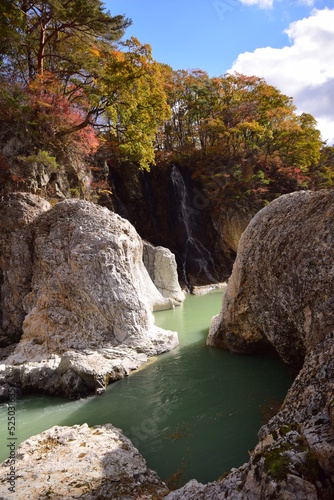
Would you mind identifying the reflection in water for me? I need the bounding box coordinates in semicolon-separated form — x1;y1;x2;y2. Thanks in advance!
0;290;292;485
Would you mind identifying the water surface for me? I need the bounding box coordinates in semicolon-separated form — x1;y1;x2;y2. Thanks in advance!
0;290;292;486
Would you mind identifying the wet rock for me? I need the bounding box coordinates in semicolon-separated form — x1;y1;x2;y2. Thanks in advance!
109;162;233;287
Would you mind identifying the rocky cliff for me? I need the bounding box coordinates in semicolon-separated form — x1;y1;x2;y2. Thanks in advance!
108;161;247;288
0;193;51;347
207;190;334;371
169;190;334;498
0;194;179;399
0;423;169;499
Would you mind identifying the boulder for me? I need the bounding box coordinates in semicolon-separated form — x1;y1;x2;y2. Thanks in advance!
207;190;334;371
0;196;178;398
143;241;185;304
0;423;169;499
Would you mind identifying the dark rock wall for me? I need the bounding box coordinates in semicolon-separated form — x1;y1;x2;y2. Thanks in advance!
108;162;246;288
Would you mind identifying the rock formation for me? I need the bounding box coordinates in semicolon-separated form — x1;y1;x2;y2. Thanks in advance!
108;161;237;286
0;194;179;399
207;190;334;371
168;190;334;498
143;241;185;304
0;423;169;499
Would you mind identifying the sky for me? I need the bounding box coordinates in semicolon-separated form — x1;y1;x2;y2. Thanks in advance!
105;0;334;145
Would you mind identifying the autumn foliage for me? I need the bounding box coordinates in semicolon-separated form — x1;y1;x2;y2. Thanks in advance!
0;1;170;196
0;1;332;202
157;69;332;208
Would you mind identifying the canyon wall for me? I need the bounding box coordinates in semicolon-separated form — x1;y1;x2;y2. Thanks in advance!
108;162;251;288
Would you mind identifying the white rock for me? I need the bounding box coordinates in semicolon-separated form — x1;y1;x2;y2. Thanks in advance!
0;424;169;499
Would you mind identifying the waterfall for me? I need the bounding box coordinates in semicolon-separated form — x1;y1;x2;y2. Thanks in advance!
170;165;217;288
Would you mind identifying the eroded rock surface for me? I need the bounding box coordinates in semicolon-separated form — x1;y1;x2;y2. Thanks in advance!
207;190;334;370
0;424;169;499
143;241;185;304
0;196;178;398
0;193;51;346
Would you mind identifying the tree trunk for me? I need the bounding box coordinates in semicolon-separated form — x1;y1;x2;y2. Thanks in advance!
37;7;47;76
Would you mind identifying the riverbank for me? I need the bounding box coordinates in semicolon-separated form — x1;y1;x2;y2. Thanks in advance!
0;291;292;489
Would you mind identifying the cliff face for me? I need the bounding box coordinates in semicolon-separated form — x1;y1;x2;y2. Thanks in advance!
0;194;180;399
168;190;334;499
0;193;51;347
108;162;250;288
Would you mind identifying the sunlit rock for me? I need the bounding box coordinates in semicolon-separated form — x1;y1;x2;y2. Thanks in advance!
0;424;169;498
0;196;178;398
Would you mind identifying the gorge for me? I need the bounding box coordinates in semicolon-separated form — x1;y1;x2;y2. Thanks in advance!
0;189;333;499
0;290;292;496
0;3;333;497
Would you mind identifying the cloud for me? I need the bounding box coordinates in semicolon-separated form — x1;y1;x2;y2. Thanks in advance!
228;8;334;144
297;0;315;5
239;0;273;8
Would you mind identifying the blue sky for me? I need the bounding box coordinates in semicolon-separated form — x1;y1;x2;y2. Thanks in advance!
105;1;334;144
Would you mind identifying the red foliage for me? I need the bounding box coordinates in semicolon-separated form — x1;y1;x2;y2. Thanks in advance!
26;73;100;155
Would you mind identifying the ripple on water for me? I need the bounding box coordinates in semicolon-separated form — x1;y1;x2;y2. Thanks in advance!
0;290;292;485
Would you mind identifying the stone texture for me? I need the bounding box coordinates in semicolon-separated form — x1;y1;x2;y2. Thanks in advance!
0;196;178;398
213;204;252;254
169;190;334;499
0;347;151;399
15;199;176;359
109;161;235;287
0;424;169;499
143;240;185;304
0;193;51;346
207;190;334;371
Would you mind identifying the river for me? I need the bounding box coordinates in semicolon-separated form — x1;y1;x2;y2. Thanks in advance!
0;290;292;487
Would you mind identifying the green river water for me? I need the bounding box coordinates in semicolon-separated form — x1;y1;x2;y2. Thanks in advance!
0;290;292;486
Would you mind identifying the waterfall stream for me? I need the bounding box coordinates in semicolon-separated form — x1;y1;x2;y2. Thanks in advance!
170;165;217;287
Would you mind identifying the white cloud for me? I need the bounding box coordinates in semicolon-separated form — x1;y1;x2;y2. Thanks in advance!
239;0;273;8
228;8;334;144
297;0;315;6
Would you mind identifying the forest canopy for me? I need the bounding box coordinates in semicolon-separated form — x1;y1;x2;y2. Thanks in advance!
0;0;170;175
0;0;332;200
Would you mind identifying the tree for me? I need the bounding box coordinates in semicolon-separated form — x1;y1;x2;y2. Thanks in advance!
100;38;171;169
0;1;171;180
0;0;129;81
159;70;324;208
